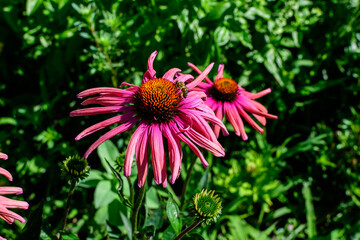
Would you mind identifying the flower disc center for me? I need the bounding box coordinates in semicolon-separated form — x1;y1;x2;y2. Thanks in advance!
134;78;181;123
210;78;238;102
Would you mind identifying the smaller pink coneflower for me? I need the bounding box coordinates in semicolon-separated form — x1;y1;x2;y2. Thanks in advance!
188;63;277;140
0;152;29;240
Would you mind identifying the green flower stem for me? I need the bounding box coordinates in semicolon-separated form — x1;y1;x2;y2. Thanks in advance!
127;177;134;204
180;157;197;211
60;180;76;233
174;220;202;240
131;181;146;238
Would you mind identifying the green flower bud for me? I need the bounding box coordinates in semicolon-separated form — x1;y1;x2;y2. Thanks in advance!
191;189;222;225
62;155;90;181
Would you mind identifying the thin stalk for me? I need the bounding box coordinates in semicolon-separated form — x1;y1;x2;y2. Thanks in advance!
89;24;118;87
131;181;146;238
174;220;202;240
59;180;76;233
127;177;134;204
180;157;197;211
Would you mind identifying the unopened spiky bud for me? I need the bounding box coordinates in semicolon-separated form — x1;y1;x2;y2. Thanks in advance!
191;189;222;225
62;155;90;182
114;152;126;172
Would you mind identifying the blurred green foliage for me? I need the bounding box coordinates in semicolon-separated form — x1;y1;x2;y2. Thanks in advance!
0;0;359;239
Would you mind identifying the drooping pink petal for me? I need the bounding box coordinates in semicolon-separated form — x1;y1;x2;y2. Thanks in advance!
0;153;7;160
162;123;182;184
149;124;167;185
189;108;228;136
237;106;264;133
0;196;29;210
0;168;12;182
175;116;225;157
0;187;23;195
187;62;213;84
135;125;149;187
84;117;139;159
75;111;135;140
70;106;132;117
224;102;248;140
170;123;209;167
81;96;134;106
124;122;147;177
0;204;26;224
244;88;272;99
76;87;135;99
187;63;214;90
208;103;222;138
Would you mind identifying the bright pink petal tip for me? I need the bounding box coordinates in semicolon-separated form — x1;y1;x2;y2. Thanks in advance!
0;154;28;228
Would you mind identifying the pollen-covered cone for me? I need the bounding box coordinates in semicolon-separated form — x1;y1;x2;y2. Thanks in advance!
188;63;277;140
70;51;228;188
0;153;29;240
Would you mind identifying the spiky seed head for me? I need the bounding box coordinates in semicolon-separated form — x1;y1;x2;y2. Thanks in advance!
62;155;90;182
191;189;222;225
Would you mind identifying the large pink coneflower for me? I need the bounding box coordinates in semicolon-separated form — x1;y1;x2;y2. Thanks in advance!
0;152;29;240
70;51;228;188
188;63;277;140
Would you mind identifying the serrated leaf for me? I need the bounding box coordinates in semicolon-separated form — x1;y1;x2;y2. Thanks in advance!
166;196;182;234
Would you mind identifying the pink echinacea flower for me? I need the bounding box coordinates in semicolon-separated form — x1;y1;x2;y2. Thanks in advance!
188;63;277;140
0;152;29;240
70;51;228;188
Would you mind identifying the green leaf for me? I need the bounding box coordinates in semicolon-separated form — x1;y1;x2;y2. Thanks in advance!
79;169;107;188
94;180;118;208
0;117;17;125
302;182;317;238
166;195;182;234
97;139;120;174
206;2;231;21
26;0;43;16
214;26;230;46
146;187;160;209
120;212;132;239
94;204;108;225
145;208;163;230
162;225;177;240
58;0;69;9
60;234;80;240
